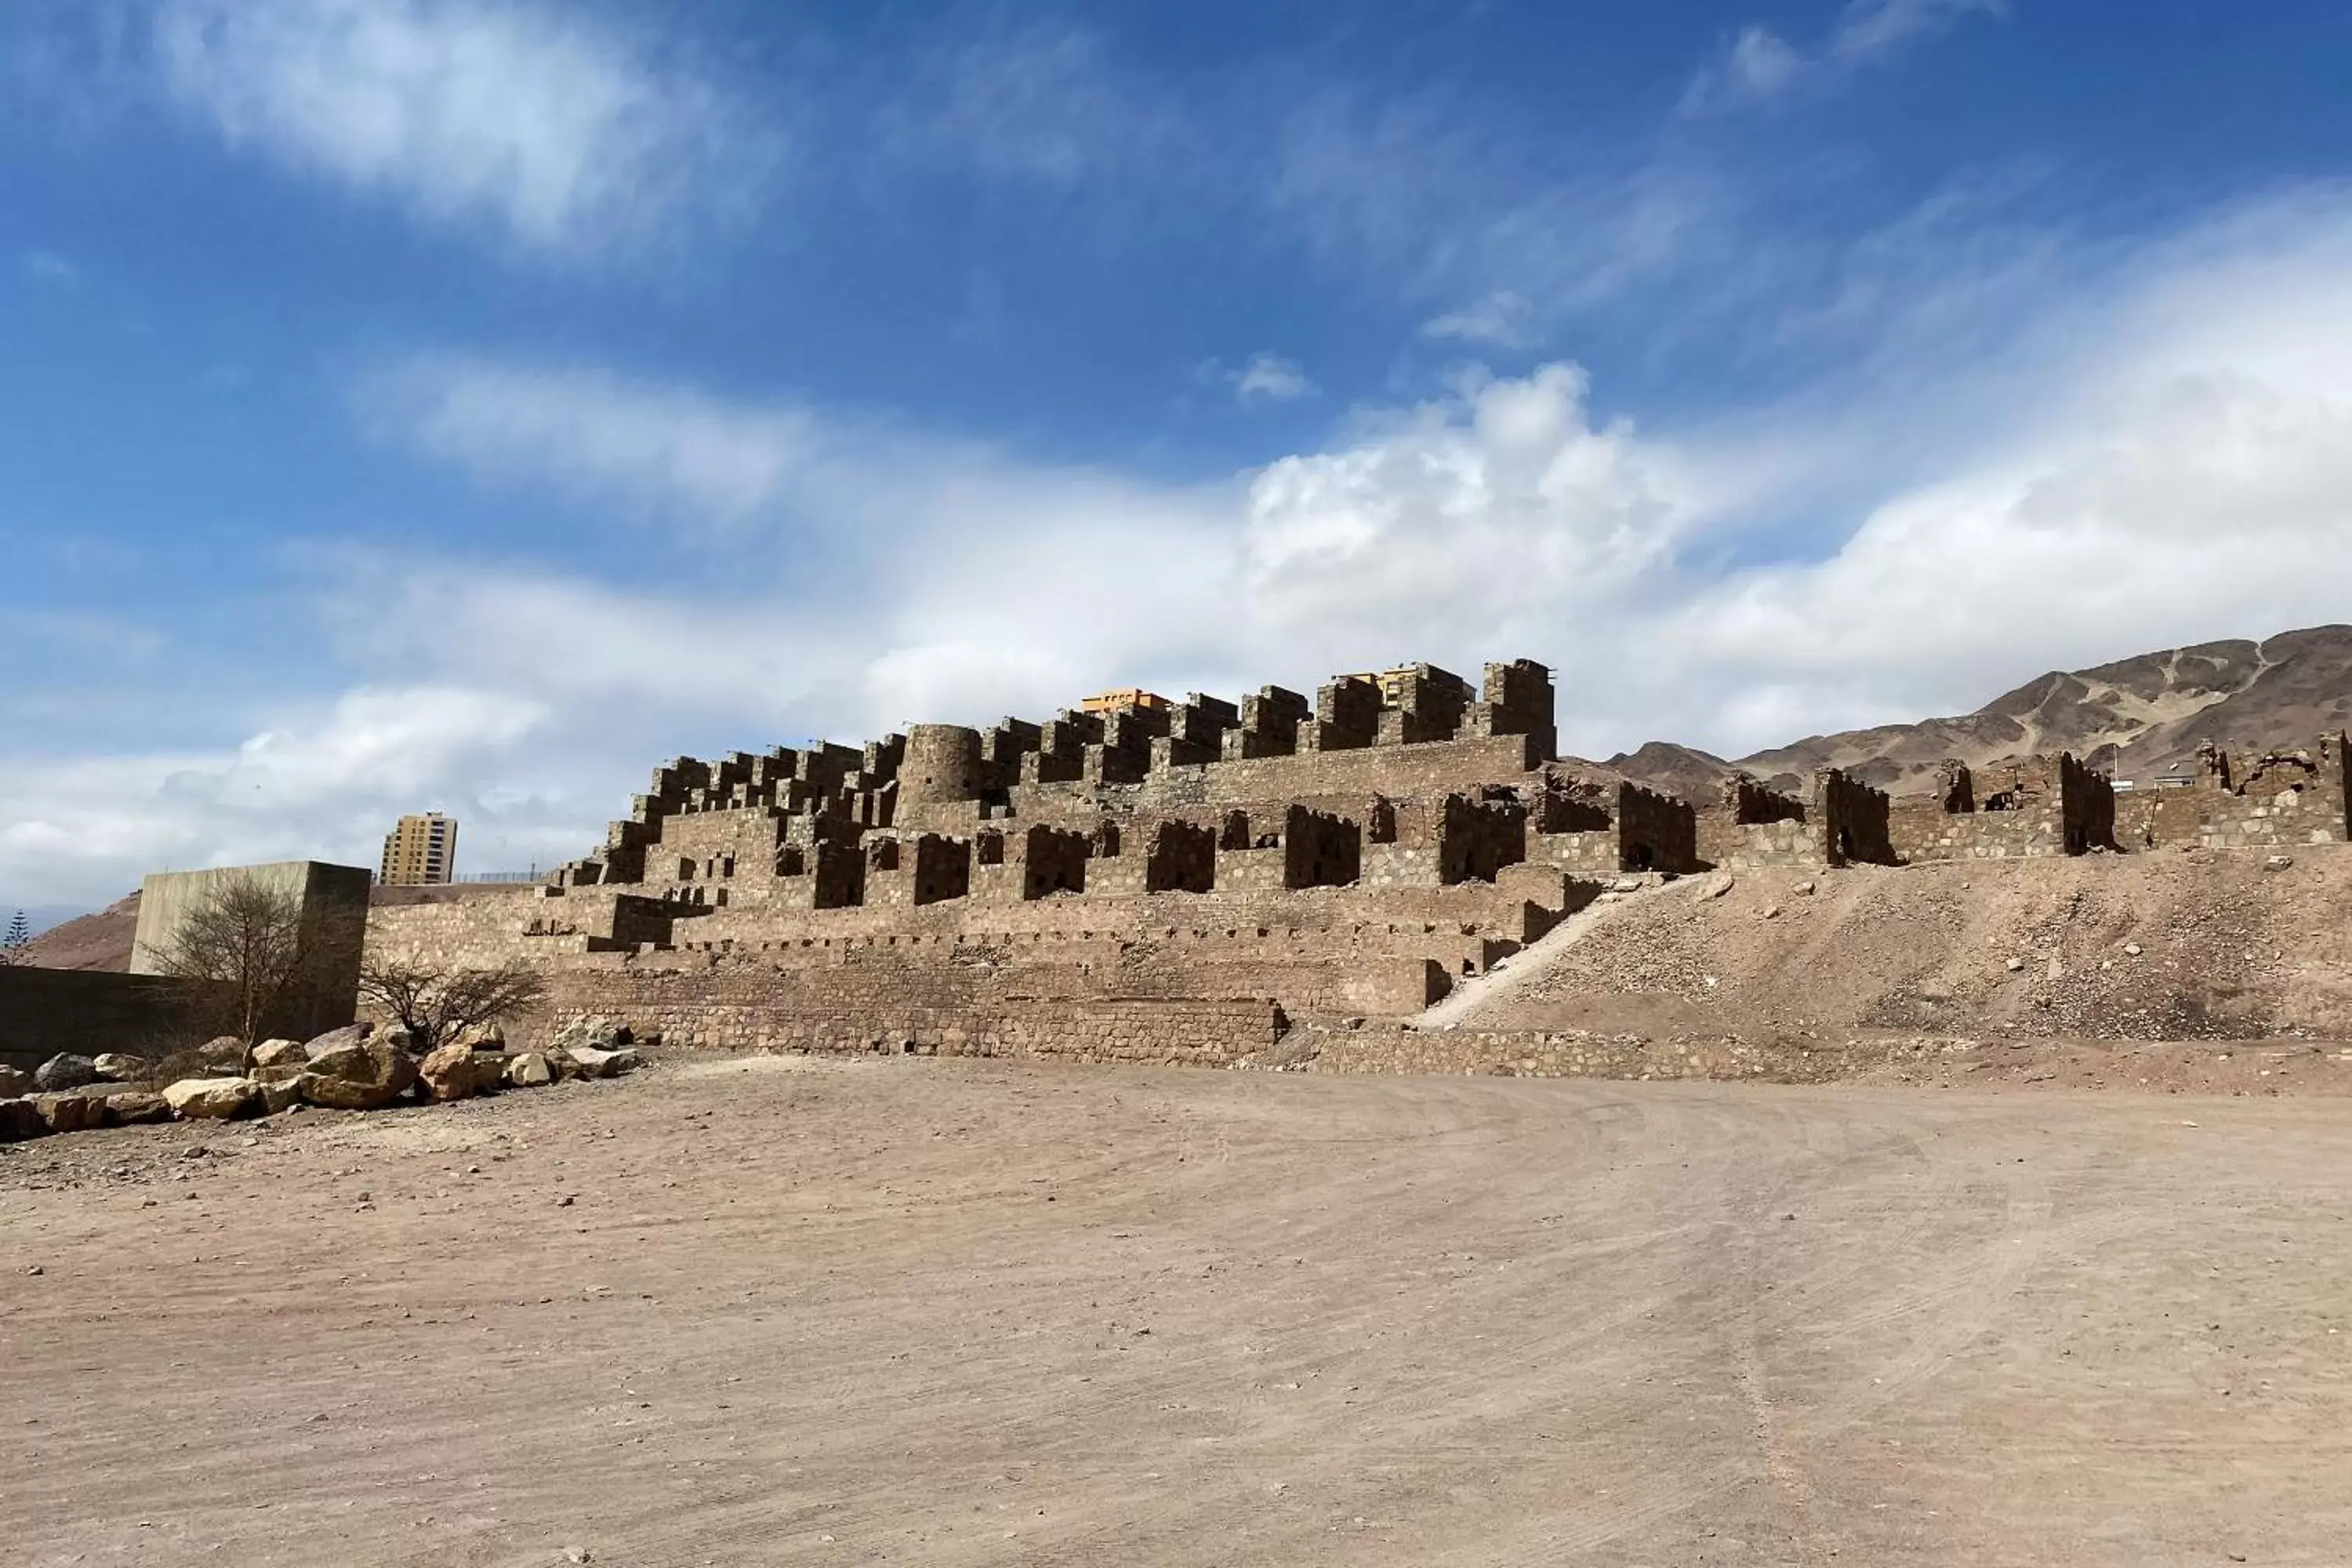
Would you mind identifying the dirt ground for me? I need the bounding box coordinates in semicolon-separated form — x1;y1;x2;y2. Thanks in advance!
6;1056;2352;1567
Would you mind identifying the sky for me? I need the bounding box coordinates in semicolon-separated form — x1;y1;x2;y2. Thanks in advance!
8;0;2352;923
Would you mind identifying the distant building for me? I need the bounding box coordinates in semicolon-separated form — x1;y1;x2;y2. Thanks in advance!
380;813;458;885
1080;688;1170;715
1338;667;1428;708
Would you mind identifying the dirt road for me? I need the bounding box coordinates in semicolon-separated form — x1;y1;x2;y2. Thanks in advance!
5;1058;2350;1566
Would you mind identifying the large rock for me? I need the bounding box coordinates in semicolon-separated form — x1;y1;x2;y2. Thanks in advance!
256;1076;304;1114
92;1052;149;1083
162;1077;260;1120
504;1051;554;1088
0;1065;28;1098
32;1091;108;1134
106;1091;173;1126
417;1043;485;1102
0;1099;49;1142
554;1017;631;1054
557;1044;641;1080
455;1022;506;1051
34;1054;100;1093
299;1035;417;1111
302;1022;372;1056
194;1036;249;1073
251;1038;309;1069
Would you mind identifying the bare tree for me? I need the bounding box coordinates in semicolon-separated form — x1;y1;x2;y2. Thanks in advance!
357;956;547;1051
150;874;315;1066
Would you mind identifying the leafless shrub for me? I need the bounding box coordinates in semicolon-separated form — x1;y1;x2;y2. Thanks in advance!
357;957;547;1051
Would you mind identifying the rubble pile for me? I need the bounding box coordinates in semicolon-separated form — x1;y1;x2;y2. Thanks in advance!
0;1018;643;1142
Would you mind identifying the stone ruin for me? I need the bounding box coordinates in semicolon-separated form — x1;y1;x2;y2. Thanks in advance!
365;659;1690;1058
2117;732;2352;851
354;657;2352;1065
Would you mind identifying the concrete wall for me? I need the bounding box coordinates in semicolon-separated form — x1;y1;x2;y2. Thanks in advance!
129;861;371;1038
0;967;231;1069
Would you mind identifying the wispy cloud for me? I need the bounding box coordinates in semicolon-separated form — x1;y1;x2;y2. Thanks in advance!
19;248;82;288
151;0;772;255
873;20;1166;187
1831;0;2007;65
1421;291;1538;349
1684;0;2005;113
358;355;820;525
1231;354;1317;405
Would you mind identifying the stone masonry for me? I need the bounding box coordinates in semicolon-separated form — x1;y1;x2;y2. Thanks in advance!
361;663;2336;1060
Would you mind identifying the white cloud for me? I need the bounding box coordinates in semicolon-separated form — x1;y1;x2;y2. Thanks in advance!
1830;0;2005;66
358;356;818;524
1231;354;1316;405
1685;0;2002;112
1243;365;1681;649
151;0;768;253
1724;26;1803;97
1421;290;1538;349
20;248;81;288
24;191;2352;911
0;685;549;906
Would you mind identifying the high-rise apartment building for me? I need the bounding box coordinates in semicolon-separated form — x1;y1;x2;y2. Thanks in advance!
380;813;458;885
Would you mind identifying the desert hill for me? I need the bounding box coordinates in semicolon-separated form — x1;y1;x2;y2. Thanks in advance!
18;893;140;972
1603;622;2352;798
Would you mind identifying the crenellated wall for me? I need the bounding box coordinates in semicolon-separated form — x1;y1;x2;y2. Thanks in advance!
1889;753;2118;861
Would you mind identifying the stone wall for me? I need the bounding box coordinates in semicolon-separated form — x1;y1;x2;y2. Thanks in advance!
539;962;1283;1066
1814;768;1897;867
1890;753;2118;861
2119;732;2352;850
1698;771;1893;869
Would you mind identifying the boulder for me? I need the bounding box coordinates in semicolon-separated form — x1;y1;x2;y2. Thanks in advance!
504;1051;554;1088
162;1077;260;1120
303;1022;375;1057
106;1092;173;1126
92;1052;150;1083
33;1091;108;1134
34;1054;100;1093
1;1098;51;1142
256;1076;304;1114
560;1044;641;1080
194;1036;249;1073
0;1065;28;1098
252;1059;307;1087
455;1022;506;1051
0;1098;51;1142
299;1036;418;1111
554;1017;631;1054
251;1038;309;1069
417;1043;485;1102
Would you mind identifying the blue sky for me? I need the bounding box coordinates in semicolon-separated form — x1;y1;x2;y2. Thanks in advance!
8;0;2352;920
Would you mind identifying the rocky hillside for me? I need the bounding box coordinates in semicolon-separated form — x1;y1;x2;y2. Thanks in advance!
1605;623;2352;798
19;894;140;972
1454;848;2352;1047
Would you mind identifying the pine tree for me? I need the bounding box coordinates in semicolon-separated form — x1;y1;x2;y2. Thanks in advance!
0;910;28;965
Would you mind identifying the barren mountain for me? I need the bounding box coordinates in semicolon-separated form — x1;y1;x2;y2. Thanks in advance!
19;893;139;972
1606;623;2352;799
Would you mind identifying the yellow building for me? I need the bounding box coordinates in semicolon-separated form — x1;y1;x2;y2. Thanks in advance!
380;812;458;885
1080;688;1171;714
